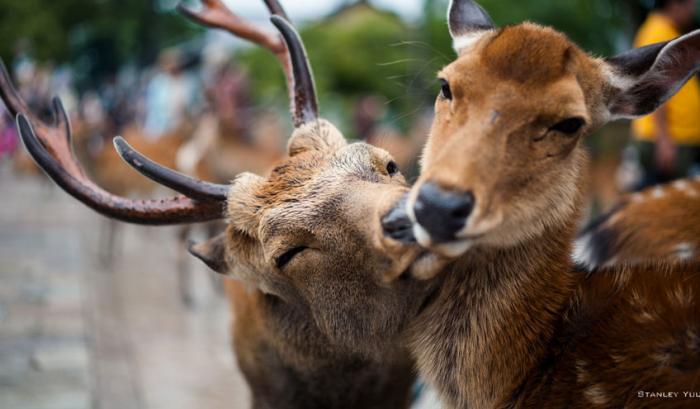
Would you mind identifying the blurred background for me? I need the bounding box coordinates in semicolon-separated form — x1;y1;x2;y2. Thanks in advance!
0;0;698;408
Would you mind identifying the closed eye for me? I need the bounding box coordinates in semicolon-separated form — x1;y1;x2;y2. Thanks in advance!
275;246;308;269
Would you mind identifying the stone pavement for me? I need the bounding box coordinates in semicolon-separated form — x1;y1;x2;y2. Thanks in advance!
0;163;250;409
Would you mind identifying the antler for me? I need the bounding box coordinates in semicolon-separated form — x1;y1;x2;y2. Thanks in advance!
0;60;227;225
113;14;319;189
177;0;286;54
177;0;315;126
270;15;318;125
1;0;318;226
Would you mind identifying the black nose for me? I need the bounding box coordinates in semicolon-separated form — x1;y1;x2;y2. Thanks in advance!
414;182;474;243
381;194;416;243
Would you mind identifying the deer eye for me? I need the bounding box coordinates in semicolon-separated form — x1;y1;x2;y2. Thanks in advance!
438;78;452;100
551;117;585;135
386;160;399;176
275;246;308;269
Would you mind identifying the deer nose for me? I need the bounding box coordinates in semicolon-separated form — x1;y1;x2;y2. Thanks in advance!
413;182;474;243
381;194;416;243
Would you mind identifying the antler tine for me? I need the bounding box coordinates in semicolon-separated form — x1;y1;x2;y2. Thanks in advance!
0;58;229;225
113;136;228;202
263;0;290;20
0;59;31;119
0;76;227;225
176;0;286;56
177;0;319;125
1;61;83;175
16;112;225;225
270;16;318;126
0;61;75;155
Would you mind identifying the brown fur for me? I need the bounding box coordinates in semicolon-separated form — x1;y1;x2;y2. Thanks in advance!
577;177;700;270
208;119;439;408
402;13;700;409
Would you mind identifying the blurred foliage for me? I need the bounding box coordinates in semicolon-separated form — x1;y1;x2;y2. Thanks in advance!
234;0;650;135
2;0;692;131
473;0;645;55
0;0;201;88
236;3;436;135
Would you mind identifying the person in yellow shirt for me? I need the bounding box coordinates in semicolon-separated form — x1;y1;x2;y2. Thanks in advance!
631;0;700;188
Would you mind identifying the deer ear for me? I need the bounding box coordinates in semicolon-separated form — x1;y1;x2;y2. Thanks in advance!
188;233;228;274
287;119;347;157
606;30;700;118
227;172;267;238
448;0;495;54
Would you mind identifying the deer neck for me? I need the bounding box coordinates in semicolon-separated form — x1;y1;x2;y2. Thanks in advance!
411;212;583;408
235;289;414;409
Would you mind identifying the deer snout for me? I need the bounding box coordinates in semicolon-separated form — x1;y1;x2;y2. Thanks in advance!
413;182;474;243
381;194;416;243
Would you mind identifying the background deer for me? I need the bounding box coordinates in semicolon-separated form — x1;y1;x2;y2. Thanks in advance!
575;176;700;270
381;0;700;407
5;3;438;407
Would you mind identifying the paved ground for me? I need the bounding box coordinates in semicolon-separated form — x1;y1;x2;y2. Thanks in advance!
0;162;250;409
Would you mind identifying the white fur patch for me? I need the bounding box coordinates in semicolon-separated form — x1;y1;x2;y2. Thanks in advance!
414;223;433;248
452;32;485;53
434;240;473;258
673;242;695;261
602;64;636;91
572;234;595;270
651;186;665;199
601;64;637;121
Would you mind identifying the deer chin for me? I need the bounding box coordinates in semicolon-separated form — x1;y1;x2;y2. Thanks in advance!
409;249;454;280
413;222;473;256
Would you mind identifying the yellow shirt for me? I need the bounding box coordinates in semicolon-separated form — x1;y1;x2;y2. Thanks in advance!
632;13;700;145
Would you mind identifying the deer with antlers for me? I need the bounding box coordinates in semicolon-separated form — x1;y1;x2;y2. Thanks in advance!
575;176;700;270
4;2;435;407
378;0;700;407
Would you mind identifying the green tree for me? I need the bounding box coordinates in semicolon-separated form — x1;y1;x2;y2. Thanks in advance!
0;0;201;88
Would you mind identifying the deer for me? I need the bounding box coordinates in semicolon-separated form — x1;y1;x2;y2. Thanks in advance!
379;0;700;407
4;3;438;407
575;176;700;270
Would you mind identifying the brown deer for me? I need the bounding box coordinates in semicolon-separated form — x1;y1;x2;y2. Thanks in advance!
5;7;433;408
576;176;700;270
380;1;700;407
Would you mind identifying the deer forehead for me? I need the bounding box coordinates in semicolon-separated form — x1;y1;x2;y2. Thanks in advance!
482;24;576;84
439;23;602;120
255;143;389;238
444;23;600;106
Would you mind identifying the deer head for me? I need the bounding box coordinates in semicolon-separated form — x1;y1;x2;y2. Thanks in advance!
4;10;436;358
187;19;436;356
384;0;700;268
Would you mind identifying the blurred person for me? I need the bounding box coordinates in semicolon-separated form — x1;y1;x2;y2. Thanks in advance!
0;109;18;160
51;66;78;117
143;49;199;139
209;61;251;138
629;0;700;188
81;91;106;133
